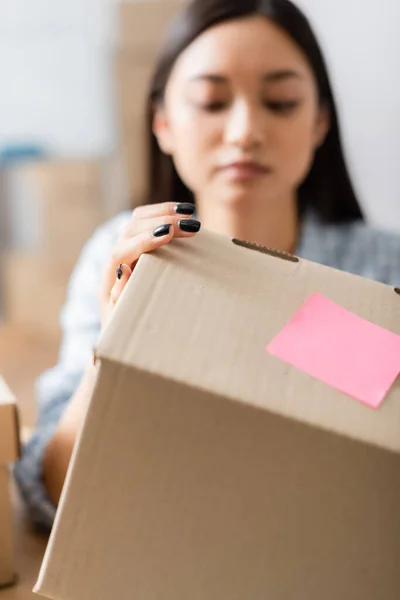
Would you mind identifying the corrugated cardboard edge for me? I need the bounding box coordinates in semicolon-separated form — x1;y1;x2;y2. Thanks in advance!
0;378;21;464
91;354;400;462
33;361;104;600
0;472;18;590
232;237;300;263
0;379;19;590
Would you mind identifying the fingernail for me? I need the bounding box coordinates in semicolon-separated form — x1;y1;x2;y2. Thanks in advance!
179;219;201;233
116;264;123;280
174;203;196;216
153;224;172;238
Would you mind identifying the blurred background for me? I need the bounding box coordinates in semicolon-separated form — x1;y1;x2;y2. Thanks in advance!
0;0;183;431
0;0;399;432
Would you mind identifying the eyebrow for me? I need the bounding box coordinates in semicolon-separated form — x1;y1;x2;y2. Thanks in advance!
263;69;303;82
188;74;227;84
188;69;303;84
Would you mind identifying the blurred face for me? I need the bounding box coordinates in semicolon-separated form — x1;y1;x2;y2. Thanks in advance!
154;15;329;212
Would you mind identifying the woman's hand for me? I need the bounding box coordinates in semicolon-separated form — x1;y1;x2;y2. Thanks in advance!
101;202;200;326
43;202;199;505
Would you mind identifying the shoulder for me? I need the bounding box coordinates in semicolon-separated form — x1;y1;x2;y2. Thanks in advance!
300;214;400;285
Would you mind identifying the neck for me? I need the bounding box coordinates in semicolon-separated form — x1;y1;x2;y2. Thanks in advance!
196;193;299;253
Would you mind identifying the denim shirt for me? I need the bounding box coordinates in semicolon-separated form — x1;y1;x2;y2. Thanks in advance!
14;210;400;530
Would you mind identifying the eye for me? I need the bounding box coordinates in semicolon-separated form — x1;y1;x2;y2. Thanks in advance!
199;101;227;112
264;100;300;114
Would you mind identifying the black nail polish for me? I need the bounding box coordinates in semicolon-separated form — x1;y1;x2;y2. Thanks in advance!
179;219;201;233
174;203;196;216
116;264;123;280
153;224;172;238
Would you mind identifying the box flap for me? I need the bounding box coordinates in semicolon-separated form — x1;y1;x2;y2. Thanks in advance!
98;230;400;454
0;378;20;464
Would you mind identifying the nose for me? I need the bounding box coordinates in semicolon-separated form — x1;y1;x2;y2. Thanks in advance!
224;100;263;151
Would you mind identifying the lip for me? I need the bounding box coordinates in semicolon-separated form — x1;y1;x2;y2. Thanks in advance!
219;161;272;182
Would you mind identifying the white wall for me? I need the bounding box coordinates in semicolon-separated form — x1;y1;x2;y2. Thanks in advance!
0;0;120;253
296;0;400;230
0;0;117;158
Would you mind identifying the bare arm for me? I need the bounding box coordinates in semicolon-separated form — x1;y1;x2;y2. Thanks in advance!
43;361;97;504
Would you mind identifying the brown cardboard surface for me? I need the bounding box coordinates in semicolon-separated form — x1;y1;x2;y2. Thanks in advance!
28;161;104;262
114;1;183;204
115;51;155;123
114;53;156;204
118;1;182;49
31;160;103;192
7;161;104;265
35;231;400;600
0;468;15;589
0;378;19;465
2;253;71;342
42;200;104;262
119;129;148;206
1;478;48;600
0;378;19;589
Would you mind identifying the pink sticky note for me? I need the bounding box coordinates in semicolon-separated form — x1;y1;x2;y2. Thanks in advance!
266;292;400;408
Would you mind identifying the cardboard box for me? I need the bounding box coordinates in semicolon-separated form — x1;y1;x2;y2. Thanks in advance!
114;1;182;205
32;160;104;193
118;1;182;49
101;152;133;217
114;47;158;205
120;125;149;207
0;378;20;589
2;252;71;342
42;199;104;264
114;49;158;204
35;231;400;600
29;161;105;262
115;51;156;124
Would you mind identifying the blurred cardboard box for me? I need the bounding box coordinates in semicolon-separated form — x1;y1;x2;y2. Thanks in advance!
114;57;152;204
117;122;148;207
0;159;113;343
114;52;155;206
1;157;132;341
115;1;182;205
3;253;71;342
28;161;105;264
119;1;182;49
42;199;103;265
0;378;20;589
115;53;155;125
35;231;400;600
32;161;103;192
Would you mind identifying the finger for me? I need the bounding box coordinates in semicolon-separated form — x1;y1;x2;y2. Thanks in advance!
131;201;195;221
110;263;132;306
129;216;201;239
174;218;202;236
104;224;174;296
116;224;175;266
